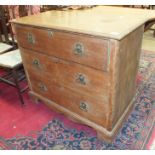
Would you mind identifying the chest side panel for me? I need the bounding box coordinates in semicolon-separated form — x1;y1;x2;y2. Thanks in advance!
109;25;144;129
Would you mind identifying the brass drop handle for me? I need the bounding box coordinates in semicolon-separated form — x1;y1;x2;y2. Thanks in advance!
38;83;47;92
74;43;84;56
79;102;88;112
27;33;35;44
32;59;40;68
76;73;86;85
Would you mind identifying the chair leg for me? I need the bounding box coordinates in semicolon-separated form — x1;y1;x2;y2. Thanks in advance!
12;69;24;105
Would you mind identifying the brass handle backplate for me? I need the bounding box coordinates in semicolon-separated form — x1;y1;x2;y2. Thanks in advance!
79;102;89;112
27;33;35;44
76;73;87;85
38;83;47;92
32;59;41;69
74;43;84;56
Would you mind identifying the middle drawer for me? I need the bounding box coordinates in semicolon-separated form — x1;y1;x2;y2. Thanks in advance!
20;48;109;101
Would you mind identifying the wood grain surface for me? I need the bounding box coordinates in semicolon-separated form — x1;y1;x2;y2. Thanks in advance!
14;7;145;141
20;48;110;101
15;25;109;71
12;6;155;39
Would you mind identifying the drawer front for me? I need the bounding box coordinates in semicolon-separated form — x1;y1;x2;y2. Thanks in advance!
27;70;108;127
15;25;109;71
20;48;109;101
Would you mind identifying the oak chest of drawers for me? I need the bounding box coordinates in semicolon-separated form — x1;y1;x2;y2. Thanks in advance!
12;6;155;141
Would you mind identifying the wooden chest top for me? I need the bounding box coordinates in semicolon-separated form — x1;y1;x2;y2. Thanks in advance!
12;6;155;40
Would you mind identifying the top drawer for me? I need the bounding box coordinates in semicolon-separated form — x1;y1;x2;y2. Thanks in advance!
15;25;109;71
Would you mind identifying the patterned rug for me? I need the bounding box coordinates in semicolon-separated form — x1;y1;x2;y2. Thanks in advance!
0;50;155;150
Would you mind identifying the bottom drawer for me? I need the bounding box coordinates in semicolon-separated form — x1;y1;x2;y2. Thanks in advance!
28;71;109;127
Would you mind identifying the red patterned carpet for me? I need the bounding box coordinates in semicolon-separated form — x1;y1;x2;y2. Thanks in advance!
0;83;55;138
0;50;155;150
